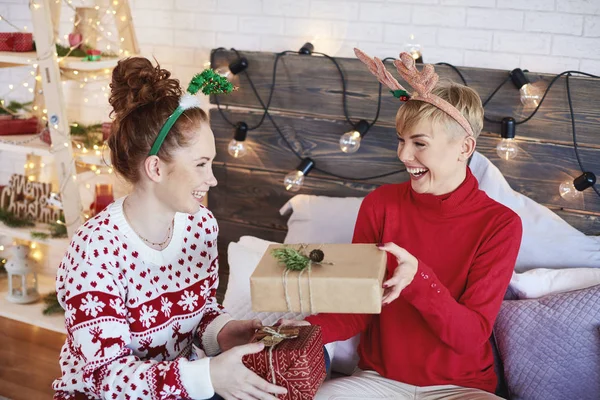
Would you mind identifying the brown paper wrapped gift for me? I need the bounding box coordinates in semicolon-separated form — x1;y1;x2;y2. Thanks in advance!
251;243;387;314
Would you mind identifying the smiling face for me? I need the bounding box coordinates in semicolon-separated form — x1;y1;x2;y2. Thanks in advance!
153;121;218;214
398;119;474;196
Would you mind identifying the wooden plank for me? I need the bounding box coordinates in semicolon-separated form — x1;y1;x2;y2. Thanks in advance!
210;109;600;214
210;108;407;186
552;209;600;235
0;316;65;400
210;164;377;232
209;165;600;236
210;50;600;147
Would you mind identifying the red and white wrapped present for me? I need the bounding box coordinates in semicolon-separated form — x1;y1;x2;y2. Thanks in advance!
0;32;34;52
243;326;326;400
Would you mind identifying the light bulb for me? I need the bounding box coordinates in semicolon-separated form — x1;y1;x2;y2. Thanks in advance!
216;66;232;80
339;120;369;154
228;122;249;158
339;130;361;153
228;139;248;158
284;158;315;192
510;68;543;109
559;180;581;201
496;117;519;160
519;83;543;109
496;139;519;160
284;170;305;192
215;57;248;81
404;34;423;63
559;172;596;201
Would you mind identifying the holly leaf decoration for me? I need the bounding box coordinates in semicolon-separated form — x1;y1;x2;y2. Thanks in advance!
187;69;235;96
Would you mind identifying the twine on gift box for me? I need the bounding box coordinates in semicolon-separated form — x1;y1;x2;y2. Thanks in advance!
259;326;298;384
274;244;330;314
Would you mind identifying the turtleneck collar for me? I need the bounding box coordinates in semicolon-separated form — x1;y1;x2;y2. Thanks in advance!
408;167;479;217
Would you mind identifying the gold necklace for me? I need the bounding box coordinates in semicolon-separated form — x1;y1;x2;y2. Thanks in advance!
123;199;173;248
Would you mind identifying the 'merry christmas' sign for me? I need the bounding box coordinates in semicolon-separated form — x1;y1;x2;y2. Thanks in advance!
0;174;62;224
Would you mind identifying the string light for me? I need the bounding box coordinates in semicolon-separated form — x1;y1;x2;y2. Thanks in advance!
228;122;249;158
559;172;597;201
340;119;369;153
284;158;315;192
496;117;519;160
216;58;249;81
299;42;314;55
510;68;543;110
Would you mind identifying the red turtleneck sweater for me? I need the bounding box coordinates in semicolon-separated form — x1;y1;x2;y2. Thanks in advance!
307;168;522;393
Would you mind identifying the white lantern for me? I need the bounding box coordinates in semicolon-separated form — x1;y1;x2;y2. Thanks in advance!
5;245;40;304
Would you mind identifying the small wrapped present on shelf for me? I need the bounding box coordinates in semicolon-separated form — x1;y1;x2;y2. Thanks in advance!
242;326;326;400
86;49;101;61
90;184;114;216
0;33;34;52
251;243;387;314
0;117;38;135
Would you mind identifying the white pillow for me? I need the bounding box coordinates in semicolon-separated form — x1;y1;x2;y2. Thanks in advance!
469;151;600;272
223;236;306;326
279;195;363;244
510;268;600;299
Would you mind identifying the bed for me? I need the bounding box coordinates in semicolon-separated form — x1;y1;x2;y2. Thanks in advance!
208;49;600;400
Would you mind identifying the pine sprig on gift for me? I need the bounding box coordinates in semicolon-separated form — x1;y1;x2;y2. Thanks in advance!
271;247;311;271
188;69;235;96
0;208;35;228
42;291;64;315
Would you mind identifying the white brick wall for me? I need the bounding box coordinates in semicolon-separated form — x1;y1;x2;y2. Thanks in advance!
1;0;600;131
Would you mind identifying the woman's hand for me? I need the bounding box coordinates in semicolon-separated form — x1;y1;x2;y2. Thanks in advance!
377;242;419;305
217;319;262;352
210;342;288;400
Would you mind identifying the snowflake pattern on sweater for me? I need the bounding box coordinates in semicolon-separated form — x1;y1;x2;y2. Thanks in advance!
53;197;229;400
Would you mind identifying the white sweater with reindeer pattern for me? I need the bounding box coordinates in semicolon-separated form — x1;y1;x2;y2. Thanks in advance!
53;197;232;400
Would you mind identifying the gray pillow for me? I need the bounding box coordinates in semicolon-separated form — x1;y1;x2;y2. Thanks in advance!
494;284;600;400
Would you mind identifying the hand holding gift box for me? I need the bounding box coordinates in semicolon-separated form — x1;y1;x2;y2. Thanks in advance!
251;243;387;314
242;325;326;400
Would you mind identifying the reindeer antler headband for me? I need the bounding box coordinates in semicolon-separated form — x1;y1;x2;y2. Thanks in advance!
354;48;474;137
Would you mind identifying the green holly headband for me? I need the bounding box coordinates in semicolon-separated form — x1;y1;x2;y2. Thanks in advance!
148;69;235;156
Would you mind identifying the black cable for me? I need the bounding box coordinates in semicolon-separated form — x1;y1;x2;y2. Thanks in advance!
242;61;406;181
212;48;403;181
565;73;600;198
211;47;293;131
435;62;468;86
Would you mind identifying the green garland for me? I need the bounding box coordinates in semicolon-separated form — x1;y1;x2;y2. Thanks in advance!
0;99;32;115
0;208;35;228
70;122;104;148
54;43;116;59
42;291;64;315
0;209;67;238
0;258;6;274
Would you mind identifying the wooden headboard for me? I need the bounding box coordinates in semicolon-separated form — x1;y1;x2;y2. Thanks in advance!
207;49;600;300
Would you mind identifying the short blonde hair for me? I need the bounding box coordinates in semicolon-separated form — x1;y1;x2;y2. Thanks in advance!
395;79;484;140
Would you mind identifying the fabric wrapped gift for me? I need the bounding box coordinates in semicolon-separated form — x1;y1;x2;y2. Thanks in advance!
0;33;34;52
0;117;38;135
251;243;387;314
242;326;326;400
